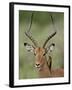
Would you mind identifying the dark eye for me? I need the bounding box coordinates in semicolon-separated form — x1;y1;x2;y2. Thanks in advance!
43;53;46;56
34;53;36;56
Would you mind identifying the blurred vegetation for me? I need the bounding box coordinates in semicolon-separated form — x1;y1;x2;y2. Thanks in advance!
19;10;64;79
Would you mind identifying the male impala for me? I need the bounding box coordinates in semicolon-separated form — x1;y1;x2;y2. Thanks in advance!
24;31;64;78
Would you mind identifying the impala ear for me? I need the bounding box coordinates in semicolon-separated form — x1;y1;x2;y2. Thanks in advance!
46;43;55;53
24;43;34;52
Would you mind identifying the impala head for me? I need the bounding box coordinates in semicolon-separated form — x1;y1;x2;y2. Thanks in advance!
24;31;56;70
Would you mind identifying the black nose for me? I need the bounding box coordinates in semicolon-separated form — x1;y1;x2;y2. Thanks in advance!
36;64;40;66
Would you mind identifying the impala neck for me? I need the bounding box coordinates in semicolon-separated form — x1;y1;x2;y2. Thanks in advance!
38;56;51;78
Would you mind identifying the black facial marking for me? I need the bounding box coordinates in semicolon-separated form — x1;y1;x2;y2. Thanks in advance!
43;53;46;56
24;43;27;46
52;43;55;46
34;53;36;56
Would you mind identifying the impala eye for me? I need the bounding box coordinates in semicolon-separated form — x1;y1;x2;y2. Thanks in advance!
43;53;46;56
34;52;36;56
34;53;36;56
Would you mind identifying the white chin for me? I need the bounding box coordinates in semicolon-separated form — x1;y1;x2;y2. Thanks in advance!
35;65;40;68
35;65;41;70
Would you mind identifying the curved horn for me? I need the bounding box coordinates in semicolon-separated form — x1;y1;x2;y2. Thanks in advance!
43;31;56;48
25;13;38;47
25;31;38;47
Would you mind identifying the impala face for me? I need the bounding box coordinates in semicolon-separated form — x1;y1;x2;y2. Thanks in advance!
34;47;46;69
24;31;56;70
24;43;55;70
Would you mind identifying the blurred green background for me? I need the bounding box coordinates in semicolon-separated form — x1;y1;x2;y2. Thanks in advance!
19;10;64;79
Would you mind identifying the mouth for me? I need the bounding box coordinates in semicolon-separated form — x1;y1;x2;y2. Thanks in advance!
35;65;41;71
35;63;44;71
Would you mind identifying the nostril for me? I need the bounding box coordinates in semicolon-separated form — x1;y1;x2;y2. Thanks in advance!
36;64;40;66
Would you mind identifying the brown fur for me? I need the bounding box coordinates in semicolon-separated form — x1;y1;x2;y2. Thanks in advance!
34;47;64;78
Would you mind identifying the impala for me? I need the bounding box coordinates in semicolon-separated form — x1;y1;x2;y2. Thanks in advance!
24;31;64;78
